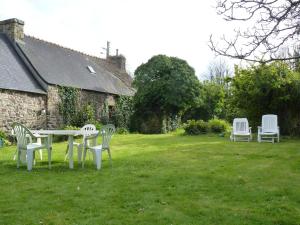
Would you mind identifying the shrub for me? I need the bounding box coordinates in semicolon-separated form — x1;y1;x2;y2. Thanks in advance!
94;121;103;131
73;104;95;127
208;118;230;133
184;120;209;135
116;127;129;134
0;130;7;140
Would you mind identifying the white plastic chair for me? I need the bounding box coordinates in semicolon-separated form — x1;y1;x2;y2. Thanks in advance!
13;123;52;171
82;124;115;170
258;114;280;143
65;124;96;163
230;118;252;142
12;129;45;161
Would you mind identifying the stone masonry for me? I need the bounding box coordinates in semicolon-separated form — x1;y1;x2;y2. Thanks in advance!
0;89;47;133
0;18;24;42
46;85;116;129
0;85;117;132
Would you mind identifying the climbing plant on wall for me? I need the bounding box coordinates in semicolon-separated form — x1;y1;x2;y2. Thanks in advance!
58;86;79;126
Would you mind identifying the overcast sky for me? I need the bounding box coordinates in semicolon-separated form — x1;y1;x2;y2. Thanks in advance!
0;0;234;78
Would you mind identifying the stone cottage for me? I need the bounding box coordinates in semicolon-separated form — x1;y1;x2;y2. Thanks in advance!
0;18;134;132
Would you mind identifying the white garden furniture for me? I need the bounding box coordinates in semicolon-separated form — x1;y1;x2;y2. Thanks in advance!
31;129;97;169
230;118;252;142
12;129;45;161
64;124;96;164
13;123;52;171
258;114;280;143
82;124;115;170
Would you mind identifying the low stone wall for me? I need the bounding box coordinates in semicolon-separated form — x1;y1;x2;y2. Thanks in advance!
0;89;47;133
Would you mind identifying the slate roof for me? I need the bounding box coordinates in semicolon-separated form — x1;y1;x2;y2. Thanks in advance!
17;35;134;96
0;33;45;94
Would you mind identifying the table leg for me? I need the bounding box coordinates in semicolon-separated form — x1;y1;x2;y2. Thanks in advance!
68;136;74;169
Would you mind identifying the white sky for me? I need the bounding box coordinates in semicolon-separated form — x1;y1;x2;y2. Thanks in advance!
0;0;235;78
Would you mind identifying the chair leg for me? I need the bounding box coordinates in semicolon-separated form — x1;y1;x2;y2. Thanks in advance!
48;147;52;169
13;148;17;160
17;149;20;169
27;149;34;171
82;148;88;168
64;144;69;161
107;148;112;167
39;149;43;161
77;144;83;164
95;149;102;170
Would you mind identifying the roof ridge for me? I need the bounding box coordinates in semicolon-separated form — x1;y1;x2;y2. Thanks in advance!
24;34;103;61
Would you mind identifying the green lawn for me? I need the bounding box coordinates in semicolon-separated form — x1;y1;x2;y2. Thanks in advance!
0;131;300;225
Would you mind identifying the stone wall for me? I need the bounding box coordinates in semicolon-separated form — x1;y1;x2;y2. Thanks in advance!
0;89;47;133
46;85;63;129
0;86;117;132
46;85;116;128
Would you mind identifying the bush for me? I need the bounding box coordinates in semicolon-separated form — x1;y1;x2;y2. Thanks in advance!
184;120;209;135
94;121;103;131
73;104;95;127
116;127;129;134
208;119;230;133
0;130;7;140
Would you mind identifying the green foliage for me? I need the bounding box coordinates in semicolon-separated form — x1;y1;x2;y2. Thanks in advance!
73;103;95;127
113;96;133;130
208;118;230;133
94;121;103;131
183;120;209;135
58;86;79;126
100;99;110;125
231;62;300;135
133;55;201;133
0;130;7;140
116;127;129;134
182;79;232;122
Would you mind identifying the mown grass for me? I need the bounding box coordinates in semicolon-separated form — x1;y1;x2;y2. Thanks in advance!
0;131;300;225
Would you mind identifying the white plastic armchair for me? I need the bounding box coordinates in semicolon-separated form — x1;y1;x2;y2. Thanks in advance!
258;114;280;143
230;118;252;142
65;124;96;164
82;124;115;170
13;123;52;171
12;129;46;161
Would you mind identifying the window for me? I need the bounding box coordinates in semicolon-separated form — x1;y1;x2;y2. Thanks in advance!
87;65;96;74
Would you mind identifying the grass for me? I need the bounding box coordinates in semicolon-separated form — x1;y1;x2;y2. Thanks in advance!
0;131;300;225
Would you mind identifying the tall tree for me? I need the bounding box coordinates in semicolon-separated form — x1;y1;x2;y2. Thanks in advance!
133;55;201;133
210;0;300;63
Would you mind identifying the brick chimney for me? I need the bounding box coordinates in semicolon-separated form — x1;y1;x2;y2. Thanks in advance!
0;18;24;42
108;55;126;71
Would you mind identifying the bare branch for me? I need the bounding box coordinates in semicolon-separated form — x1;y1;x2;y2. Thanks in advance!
210;0;300;62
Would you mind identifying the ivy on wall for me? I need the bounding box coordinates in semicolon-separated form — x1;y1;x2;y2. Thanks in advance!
58;86;79;126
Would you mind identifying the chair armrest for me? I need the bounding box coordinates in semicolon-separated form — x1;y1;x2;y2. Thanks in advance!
249;127;252;132
257;126;262;133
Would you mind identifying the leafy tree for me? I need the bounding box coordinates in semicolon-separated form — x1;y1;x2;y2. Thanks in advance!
230;62;300;135
133;55;201;133
210;0;300;63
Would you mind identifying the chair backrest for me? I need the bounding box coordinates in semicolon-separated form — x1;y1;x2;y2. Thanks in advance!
81;124;96;137
233;118;249;134
101;124;115;149
13;122;34;149
262;114;278;133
